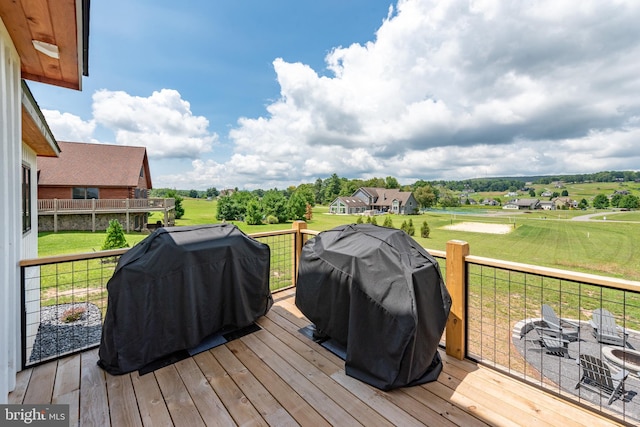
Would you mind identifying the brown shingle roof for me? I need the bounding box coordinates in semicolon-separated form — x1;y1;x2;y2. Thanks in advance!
37;141;152;188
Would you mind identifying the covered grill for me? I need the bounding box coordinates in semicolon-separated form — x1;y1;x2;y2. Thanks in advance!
98;224;272;375
296;223;451;390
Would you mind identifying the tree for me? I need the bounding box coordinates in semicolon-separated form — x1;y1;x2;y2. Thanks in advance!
400;220;408;233
371;216;378;225
610;193;623;208
578;198;589;209
619;194;640;209
382;215;394;228
287;192;307;220
216;195;235;220
206;187;219;198
529;189;536;197
413;185;437;209
439;190;461;208
592;194;609;209
263;190;288;223
245;199;264;225
189;189;199;198
421;221;431;238
101;219;129;250
166;189;184;219
407;219;415;236
323;173;342;204
385;176;400;189
304;203;313;221
356;215;363;224
561;190;569;197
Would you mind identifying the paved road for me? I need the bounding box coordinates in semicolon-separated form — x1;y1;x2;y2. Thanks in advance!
571;211;628;221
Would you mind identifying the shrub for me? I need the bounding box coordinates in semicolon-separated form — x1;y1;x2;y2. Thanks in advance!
266;215;279;224
407;219;415;236
421;221;431;238
371;216;378;225
304;203;313;221
60;307;86;323
383;215;394;228
356;215;363;224
101;219;129;250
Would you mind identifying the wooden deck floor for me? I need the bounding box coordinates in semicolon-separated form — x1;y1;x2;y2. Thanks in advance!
9;288;622;426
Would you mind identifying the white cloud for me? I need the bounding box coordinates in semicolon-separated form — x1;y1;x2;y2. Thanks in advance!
41;110;96;143
92;89;217;159
76;0;640;190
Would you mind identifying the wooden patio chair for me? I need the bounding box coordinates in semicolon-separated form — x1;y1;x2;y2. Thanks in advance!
589;308;629;347
529;326;571;358
575;354;628;405
541;304;580;342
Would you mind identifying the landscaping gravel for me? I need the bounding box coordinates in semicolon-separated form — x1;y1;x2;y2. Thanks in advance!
29;302;102;364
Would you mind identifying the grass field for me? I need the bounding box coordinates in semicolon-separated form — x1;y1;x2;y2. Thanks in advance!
39;197;640;281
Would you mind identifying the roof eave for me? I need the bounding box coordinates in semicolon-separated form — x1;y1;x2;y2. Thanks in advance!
21;80;59;157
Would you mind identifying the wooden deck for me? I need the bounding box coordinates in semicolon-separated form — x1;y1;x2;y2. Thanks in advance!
9;288;622;426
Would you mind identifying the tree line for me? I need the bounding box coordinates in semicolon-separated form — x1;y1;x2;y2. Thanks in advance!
150;170;640;221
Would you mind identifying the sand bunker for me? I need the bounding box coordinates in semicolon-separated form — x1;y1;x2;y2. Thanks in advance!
443;221;513;234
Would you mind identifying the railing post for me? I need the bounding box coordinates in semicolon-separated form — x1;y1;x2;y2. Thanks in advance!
53;198;58;232
292;221;307;287
126;199;130;232
445;240;469;360
91;198;96;232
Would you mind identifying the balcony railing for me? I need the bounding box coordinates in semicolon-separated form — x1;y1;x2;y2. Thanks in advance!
37;198;176;232
38;198;175;213
18;222;640;425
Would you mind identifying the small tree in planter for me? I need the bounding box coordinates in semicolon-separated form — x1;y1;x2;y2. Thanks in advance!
101;219;129;251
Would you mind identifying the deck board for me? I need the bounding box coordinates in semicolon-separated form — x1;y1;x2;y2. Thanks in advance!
8;288;624;426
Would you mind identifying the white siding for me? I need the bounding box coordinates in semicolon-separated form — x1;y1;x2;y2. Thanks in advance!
21;146;40;363
21;146;38;258
0;17;21;402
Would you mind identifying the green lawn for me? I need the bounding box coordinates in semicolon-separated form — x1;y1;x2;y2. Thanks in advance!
39;198;640;281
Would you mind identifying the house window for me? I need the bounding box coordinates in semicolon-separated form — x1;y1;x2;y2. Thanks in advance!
73;187;99;199
22;164;31;233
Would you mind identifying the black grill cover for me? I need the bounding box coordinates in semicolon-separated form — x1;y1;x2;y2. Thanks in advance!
295;223;451;390
98;224;272;375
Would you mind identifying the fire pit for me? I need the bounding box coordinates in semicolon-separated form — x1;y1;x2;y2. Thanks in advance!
602;346;640;376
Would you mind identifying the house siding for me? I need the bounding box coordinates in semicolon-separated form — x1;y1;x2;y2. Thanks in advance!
38;186;72;199
0;18;22;401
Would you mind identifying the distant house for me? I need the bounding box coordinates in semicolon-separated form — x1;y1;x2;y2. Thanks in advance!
503;198;540;210
38;141;156;231
539;201;555;210
328;197;369;215
541;191;553;197
552;197;577;209
481;198;500;206
329;187;418;215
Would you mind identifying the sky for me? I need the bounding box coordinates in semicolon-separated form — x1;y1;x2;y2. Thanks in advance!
30;0;640;191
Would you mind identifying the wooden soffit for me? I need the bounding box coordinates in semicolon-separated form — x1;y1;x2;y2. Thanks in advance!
0;0;89;90
22;80;59;157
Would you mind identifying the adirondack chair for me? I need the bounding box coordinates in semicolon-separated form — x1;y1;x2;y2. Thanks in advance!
575;354;628;405
541;304;580;341
589;308;629;347
529;326;571;358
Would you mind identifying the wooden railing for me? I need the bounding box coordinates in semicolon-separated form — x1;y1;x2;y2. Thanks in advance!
38;198;175;213
18;222;640;423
